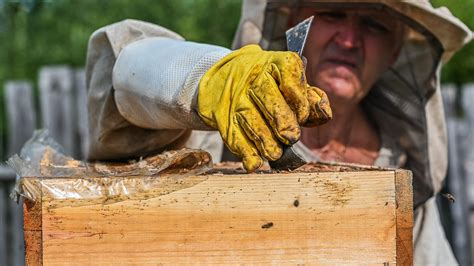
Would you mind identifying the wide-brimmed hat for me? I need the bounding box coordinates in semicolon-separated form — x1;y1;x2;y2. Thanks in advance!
234;0;472;62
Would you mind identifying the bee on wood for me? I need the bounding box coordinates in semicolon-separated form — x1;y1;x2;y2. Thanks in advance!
442;193;456;203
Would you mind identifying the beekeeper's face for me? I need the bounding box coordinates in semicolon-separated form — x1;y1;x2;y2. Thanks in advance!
298;8;404;107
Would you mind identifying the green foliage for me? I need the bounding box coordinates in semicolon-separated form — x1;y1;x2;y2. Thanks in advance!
0;0;241;79
432;0;474;85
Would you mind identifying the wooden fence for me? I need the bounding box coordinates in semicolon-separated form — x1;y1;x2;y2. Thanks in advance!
0;66;88;266
441;84;474;266
0;67;473;265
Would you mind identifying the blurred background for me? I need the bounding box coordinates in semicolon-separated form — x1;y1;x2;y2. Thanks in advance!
0;0;472;265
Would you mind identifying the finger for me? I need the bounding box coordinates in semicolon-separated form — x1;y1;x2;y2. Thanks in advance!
249;72;300;145
235;107;283;161
224;122;263;172
270;52;310;124
303;85;333;127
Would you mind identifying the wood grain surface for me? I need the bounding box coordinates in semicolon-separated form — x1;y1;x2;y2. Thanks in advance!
24;170;413;264
395;170;414;265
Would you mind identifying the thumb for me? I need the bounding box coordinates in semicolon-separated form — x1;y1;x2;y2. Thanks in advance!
302;85;332;127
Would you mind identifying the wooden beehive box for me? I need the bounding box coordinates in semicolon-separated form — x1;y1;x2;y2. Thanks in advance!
22;163;413;265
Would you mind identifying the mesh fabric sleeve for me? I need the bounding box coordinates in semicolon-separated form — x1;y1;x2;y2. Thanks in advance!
86;19;226;160
113;37;230;130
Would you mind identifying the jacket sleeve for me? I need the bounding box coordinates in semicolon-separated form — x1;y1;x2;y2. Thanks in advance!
85;19;229;160
112;37;230;129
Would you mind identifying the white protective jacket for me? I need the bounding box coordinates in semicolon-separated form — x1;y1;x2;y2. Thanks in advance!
85;1;472;264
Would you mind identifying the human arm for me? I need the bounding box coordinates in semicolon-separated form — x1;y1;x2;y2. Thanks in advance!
86;19;331;169
86;19;205;160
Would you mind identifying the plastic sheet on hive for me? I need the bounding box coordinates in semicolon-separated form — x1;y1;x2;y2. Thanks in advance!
9;130;213;203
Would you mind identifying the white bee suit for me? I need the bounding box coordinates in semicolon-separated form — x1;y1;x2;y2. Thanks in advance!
85;0;472;264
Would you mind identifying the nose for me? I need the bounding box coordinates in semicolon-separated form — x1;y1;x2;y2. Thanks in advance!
334;19;362;50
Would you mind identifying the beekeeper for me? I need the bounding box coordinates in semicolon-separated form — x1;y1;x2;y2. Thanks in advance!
85;0;472;264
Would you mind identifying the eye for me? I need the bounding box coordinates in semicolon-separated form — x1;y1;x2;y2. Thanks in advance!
361;17;390;34
316;11;346;22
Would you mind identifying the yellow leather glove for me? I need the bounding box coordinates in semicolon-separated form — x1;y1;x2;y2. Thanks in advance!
198;45;331;172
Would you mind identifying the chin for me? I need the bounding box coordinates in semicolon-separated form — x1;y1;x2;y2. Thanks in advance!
316;75;360;102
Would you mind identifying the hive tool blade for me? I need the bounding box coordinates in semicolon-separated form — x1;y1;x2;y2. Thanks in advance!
269;16;314;171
